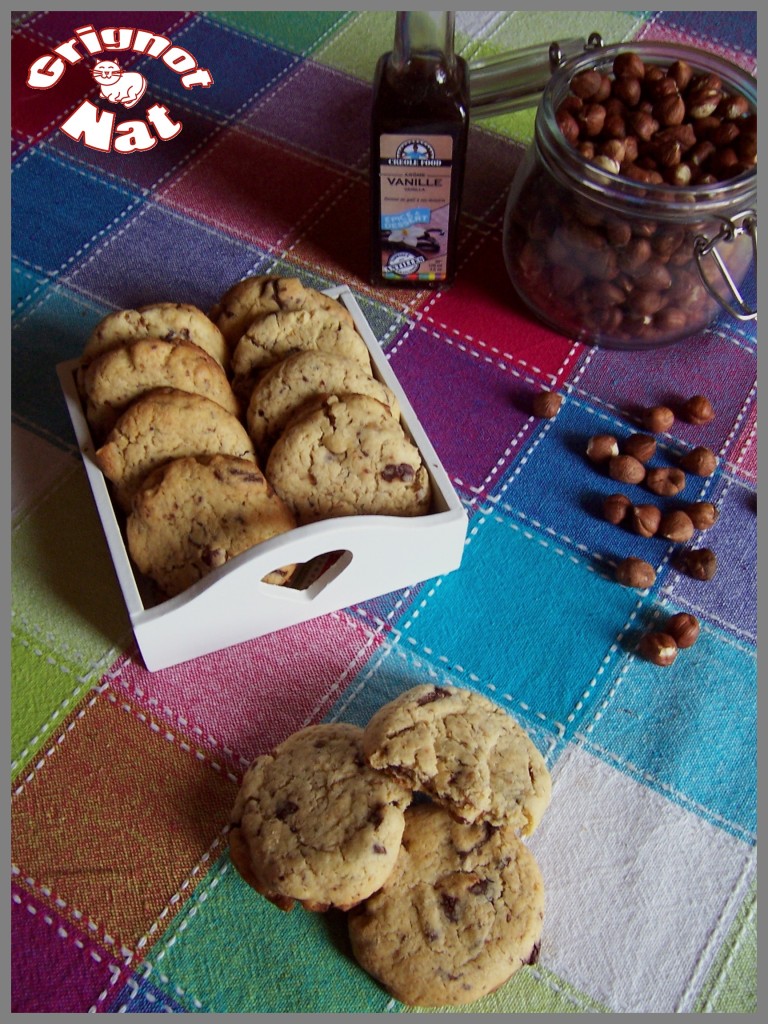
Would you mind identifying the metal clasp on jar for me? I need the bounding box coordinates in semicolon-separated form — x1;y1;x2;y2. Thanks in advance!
694;210;757;321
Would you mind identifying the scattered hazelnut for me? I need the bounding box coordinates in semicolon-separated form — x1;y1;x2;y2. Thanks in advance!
679;446;717;476
684;501;719;530
638;631;679;666
646;466;686;496
603;492;632;525
643;405;675;433
532;390;562;418
622;433;657;463
587;433;620;462
665;612;700;648
615;556;657;589
674;547;717;580
628;503;662;538
658;509;695;542
681;395;715;425
608;454;646;484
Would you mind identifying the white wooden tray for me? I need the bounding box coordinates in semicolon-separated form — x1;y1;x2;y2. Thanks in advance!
57;286;468;671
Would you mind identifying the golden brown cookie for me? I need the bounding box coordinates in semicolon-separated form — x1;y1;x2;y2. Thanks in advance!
81;301;229;371
228;723;412;912
265;393;431;524
95;387;256;511
230;307;371;398
209;275;354;349
126;454;297;597
348;803;545;1007
362;685;552;834
80;338;239;438
246;350;400;458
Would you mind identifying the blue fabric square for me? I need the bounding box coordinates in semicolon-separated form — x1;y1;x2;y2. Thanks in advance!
106;976;185;1014
496;395;703;578
11;151;143;274
655;11;756;58
12;286;110;443
63;203;271;312
134;16;301;120
580;618;756;841
387;507;648;739
661;475;756;642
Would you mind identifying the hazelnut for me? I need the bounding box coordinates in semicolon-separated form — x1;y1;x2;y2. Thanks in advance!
615;556;657;589
628;503;662;538
685;501;719;530
608;454;646;484
603;492;631;525
658;509;695;542
622;433;657;463
587;433;620;462
638;631;679;666
646;466;686;496
532;390;562;419
679;446;717;476
674;547;717;580
681;395;715;425
643;405;675;433
665;612;700;648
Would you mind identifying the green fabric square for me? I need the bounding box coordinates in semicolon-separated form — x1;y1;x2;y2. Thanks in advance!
11;631;96;777
208;11;352;55
313;11;395;83
146;855;394;1013
695;883;757;1012
12;466;132;675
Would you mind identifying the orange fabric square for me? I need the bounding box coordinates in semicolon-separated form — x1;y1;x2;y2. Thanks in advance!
11;689;236;957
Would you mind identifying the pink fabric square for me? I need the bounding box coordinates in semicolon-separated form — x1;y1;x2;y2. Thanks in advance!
156;127;342;249
11;883;125;1013
108;611;382;767
287;176;372;287
426;230;584;382
728;398;756;484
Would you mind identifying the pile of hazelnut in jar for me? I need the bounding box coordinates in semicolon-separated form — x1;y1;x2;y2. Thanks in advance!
557;53;756;187
503;46;757;349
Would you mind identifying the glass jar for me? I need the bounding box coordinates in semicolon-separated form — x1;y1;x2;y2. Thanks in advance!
502;41;756;349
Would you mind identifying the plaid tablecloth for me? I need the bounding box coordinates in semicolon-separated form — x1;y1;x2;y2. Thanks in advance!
11;9;757;1014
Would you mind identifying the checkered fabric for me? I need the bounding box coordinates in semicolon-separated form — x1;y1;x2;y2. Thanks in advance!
11;10;756;1014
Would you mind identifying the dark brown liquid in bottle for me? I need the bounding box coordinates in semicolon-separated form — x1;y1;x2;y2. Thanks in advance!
370;51;469;287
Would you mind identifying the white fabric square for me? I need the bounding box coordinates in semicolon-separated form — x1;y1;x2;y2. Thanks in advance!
528;746;756;1013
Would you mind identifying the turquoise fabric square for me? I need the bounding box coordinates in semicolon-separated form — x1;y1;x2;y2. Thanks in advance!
386;507;647;739
579;619;756;841
12;258;49;314
13;285;110;442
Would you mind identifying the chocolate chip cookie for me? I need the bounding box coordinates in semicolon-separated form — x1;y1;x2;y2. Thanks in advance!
95;387;256;511
265;393;431;524
80;338;239;439
230;307;371;398
81;301;229;371
126;454;296;597
347;803;545;1006
246;350;400;458
362;685;551;834
228;723;411;912
209;275;355;349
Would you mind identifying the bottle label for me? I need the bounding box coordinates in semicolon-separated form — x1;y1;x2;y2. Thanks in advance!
377;133;454;282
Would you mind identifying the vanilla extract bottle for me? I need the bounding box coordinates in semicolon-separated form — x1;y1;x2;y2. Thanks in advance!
370;11;469;287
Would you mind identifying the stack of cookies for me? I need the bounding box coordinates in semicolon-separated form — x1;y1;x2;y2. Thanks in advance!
229;684;553;1007
75;276;433;601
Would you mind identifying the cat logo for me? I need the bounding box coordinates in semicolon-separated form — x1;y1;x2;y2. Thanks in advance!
25;22;213;154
